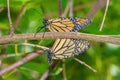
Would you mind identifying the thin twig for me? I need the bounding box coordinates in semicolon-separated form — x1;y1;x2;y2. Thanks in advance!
86;0;108;19
69;0;73;17
0;50;44;76
58;0;62;17
73;58;97;72
7;0;14;37
73;2;93;11
40;70;50;80
62;60;67;80
21;43;50;50
62;2;70;17
99;0;110;31
40;61;59;80
13;5;26;28
0;43;49;60
0;53;28;60
0;32;120;45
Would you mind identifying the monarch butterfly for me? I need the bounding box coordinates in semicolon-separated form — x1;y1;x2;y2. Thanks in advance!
43;17;91;32
35;17;91;33
48;39;90;64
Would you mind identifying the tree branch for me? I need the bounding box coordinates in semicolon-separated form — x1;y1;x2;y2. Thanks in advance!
86;0;109;19
0;32;120;45
7;0;14;36
0;50;44;76
13;5;26;29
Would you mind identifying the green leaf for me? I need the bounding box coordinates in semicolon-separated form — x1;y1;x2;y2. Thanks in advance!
17;6;43;33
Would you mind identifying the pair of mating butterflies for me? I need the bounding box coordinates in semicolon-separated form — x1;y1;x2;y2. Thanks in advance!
37;17;91;64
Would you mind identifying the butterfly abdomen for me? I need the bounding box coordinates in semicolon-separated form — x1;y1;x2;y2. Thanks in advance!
47;50;54;64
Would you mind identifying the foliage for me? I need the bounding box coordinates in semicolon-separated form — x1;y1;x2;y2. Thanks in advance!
0;0;120;80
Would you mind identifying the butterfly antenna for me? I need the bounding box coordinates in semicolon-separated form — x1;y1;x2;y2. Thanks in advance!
42;27;48;39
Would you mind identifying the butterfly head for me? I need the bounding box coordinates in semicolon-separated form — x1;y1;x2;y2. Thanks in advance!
43;19;49;28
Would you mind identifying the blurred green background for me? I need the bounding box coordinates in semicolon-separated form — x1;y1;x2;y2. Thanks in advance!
0;0;120;80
